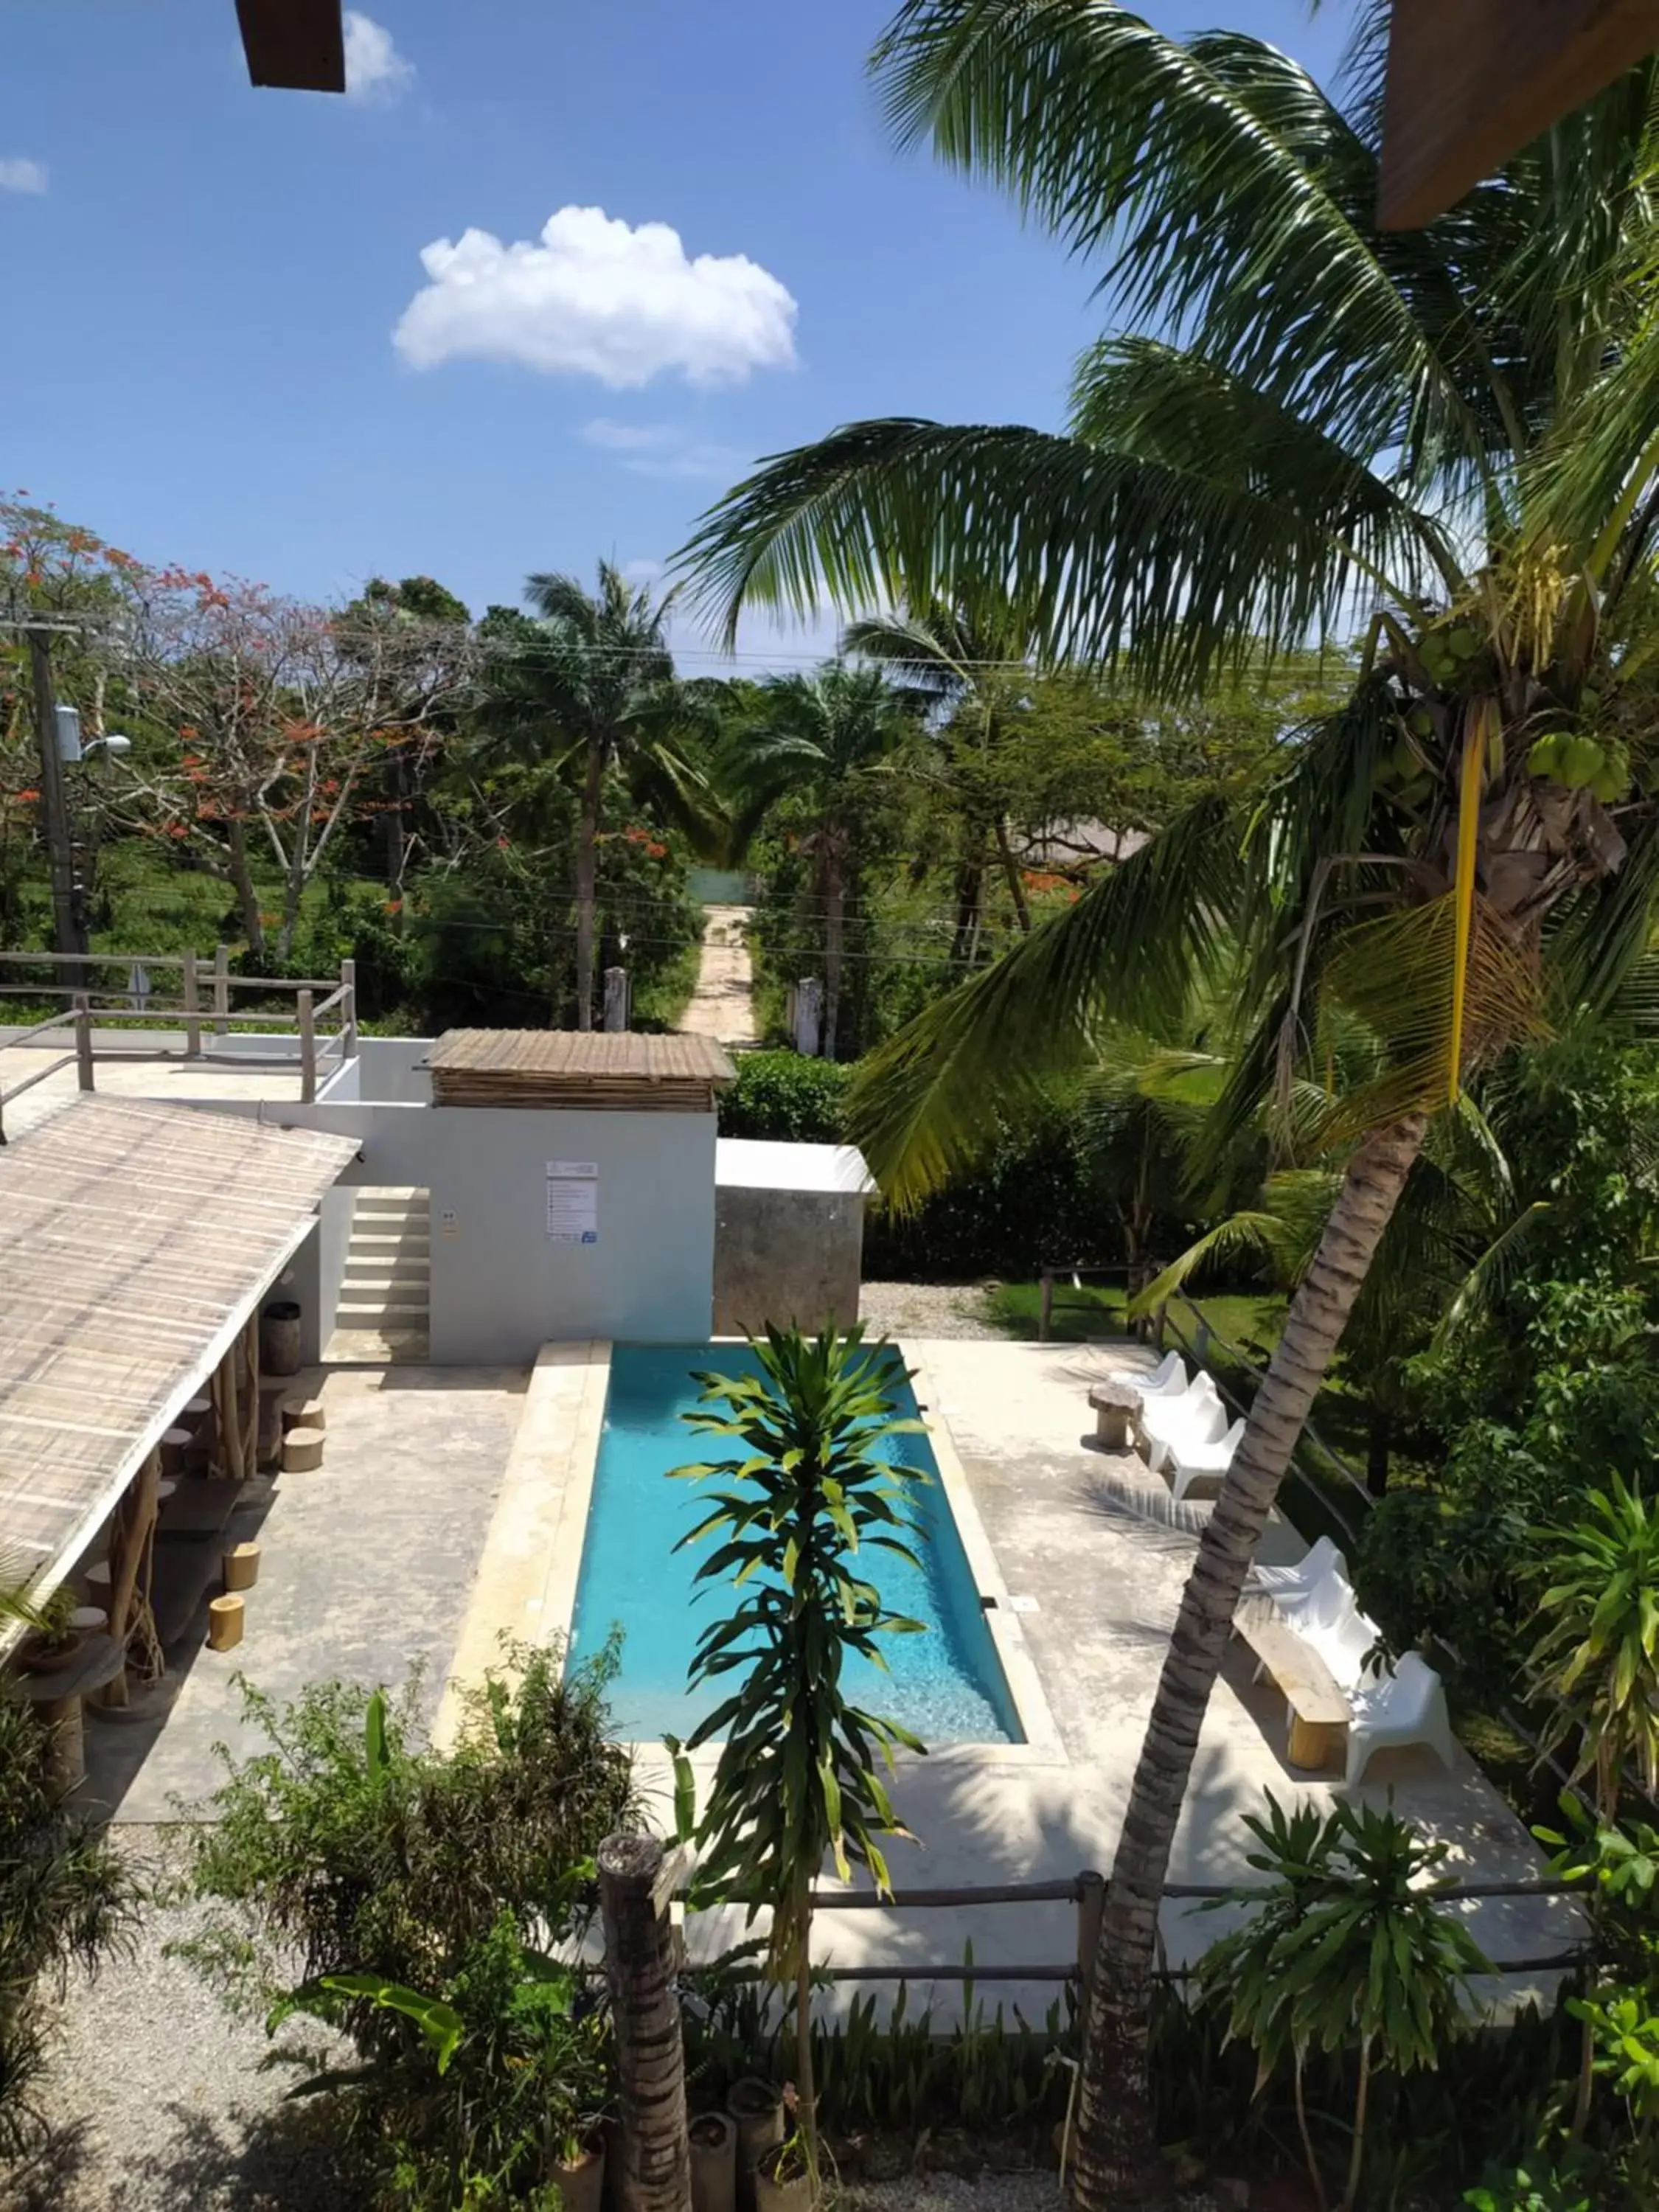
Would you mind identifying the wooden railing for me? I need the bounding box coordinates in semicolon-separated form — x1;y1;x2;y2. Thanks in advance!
0;947;358;1140
671;1869;1585;1990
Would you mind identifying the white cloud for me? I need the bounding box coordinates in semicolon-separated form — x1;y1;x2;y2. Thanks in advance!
394;206;797;389
344;12;414;102
580;419;749;480
0;158;47;195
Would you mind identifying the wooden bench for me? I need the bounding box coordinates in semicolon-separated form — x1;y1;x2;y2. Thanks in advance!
1235;1600;1349;1770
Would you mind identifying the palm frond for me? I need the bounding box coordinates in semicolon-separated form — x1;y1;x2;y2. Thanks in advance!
872;1;1493;491
1129;1210;1285;1318
845;794;1239;1207
1430;1201;1557;1351
681;417;1421;689
1318;893;1551;1138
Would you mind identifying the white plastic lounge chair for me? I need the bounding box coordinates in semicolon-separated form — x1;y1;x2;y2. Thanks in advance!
1122;1349;1188;1407
1346;1651;1457;1786
1301;1599;1384;1694
1167;1417;1246;1500
1138;1374;1226;1473
1243;1534;1347;1607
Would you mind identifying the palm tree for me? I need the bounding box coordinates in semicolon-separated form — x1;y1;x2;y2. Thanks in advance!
844;601;1043;954
476;562;720;1029
677;5;1659;2201
723;663;917;1057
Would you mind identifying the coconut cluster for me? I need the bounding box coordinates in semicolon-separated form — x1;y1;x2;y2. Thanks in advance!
1525;729;1630;804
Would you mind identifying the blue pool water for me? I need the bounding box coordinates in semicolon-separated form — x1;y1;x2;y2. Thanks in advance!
568;1345;1023;1745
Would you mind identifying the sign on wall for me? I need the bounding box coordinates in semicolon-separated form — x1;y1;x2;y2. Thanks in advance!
545;1161;599;1245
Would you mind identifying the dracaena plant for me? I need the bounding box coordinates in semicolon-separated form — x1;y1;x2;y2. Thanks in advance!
668;1325;931;2194
1199;1793;1492;2212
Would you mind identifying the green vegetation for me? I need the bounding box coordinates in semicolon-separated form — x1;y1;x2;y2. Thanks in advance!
177;1645;633;2208
669;1326;928;2194
0;1700;139;2163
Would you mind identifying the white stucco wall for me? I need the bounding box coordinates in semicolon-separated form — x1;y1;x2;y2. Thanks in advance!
226;1097;714;1360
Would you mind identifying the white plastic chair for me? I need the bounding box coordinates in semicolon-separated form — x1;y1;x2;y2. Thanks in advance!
1243;1534;1347;1608
1303;1601;1382;1694
1168;1417;1246;1501
1138;1374;1226;1473
1122;1349;1188;1407
1346;1651;1457;1786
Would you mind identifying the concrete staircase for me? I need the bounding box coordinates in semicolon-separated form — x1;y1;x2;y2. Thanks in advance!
334;1189;431;1340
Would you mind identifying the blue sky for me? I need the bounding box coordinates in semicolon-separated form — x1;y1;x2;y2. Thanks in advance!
1;1;1350;662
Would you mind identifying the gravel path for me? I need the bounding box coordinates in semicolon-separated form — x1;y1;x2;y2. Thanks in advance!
859;1281;1002;1339
13;1829;356;2212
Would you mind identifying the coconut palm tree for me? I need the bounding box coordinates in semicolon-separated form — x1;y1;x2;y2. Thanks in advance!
845;601;1044;953
723;663;917;1057
476;563;722;1029
677;5;1659;2201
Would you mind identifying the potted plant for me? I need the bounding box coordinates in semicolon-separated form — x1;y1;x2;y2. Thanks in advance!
753;2087;813;2212
16;1588;85;1674
726;2074;783;2207
547;2123;606;2212
690;2108;738;2212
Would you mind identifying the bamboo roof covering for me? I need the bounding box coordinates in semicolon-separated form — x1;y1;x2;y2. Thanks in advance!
0;1096;358;1598
424;1029;735;1112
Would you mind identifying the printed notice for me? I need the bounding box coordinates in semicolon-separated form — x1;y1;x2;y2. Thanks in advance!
545;1161;599;1245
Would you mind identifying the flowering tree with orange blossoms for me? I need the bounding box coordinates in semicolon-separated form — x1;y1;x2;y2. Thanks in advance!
116;568;473;963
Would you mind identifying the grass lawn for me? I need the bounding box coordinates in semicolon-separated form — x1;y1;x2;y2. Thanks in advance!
987;1278;1287;1357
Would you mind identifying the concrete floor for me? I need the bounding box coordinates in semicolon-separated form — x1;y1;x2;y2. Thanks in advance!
0;1031;316;1141
79;1361;526;1823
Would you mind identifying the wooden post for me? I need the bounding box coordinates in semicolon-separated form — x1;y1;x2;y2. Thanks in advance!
212;942;230;1035
102;1448;161;1708
240;1310;260;1477
297;987;316;1104
1076;1869;1106;2003
341;956;358;1062
181;948;201;1057
1038;1268;1054;1343
219;1345;246;1482
599;1834;692;2212
73;993;94;1091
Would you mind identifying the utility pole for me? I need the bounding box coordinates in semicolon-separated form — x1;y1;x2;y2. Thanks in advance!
25;623;88;977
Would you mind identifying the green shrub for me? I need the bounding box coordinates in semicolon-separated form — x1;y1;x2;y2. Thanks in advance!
717;1050;855;1142
176;1641;634;2208
0;1699;140;2161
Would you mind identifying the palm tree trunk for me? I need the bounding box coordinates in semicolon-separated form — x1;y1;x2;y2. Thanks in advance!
993;816;1032;933
1069;1112;1429;2212
573;732;605;1030
822;863;845;1062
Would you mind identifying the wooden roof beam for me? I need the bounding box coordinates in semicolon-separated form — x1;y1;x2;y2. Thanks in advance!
1377;0;1659;230
235;0;346;94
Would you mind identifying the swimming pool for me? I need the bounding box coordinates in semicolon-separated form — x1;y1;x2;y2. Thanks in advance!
568;1344;1023;1745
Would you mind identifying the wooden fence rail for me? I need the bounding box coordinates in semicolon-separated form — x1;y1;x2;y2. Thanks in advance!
669;1868;1585;1989
0;947;359;1138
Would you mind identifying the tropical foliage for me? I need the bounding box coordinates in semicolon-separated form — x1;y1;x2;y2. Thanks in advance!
177;1645;633;2208
669;1326;930;2186
678;6;1659;2195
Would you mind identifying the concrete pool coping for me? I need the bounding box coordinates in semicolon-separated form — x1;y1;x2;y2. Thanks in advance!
535;1338;1065;1765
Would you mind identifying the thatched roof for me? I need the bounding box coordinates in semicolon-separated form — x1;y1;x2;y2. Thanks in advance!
423;1029;734;1111
0;1096;356;1595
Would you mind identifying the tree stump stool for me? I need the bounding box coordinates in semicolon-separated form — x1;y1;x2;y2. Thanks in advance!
1088;1376;1141;1451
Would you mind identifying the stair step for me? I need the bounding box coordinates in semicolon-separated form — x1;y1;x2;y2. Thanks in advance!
344;1253;429;1276
335;1298;430;1321
343;1273;430;1298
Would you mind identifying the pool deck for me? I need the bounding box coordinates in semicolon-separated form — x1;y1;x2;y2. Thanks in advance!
650;1338;1582;2021
77;1333;1579;2025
